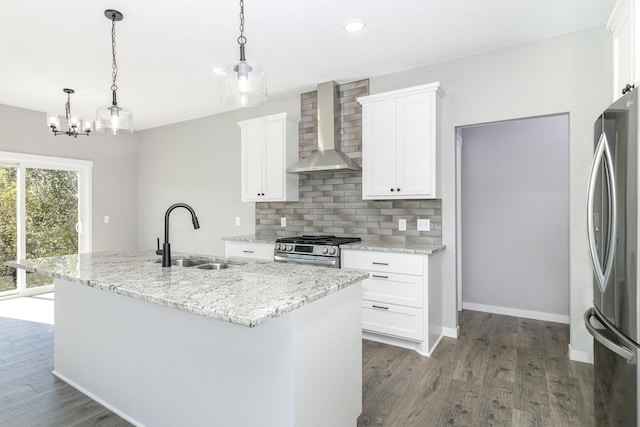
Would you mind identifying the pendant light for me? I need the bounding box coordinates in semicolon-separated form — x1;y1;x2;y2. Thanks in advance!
95;9;133;135
221;0;267;107
47;89;92;138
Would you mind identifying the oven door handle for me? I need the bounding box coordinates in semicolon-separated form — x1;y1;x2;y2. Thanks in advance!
274;254;338;268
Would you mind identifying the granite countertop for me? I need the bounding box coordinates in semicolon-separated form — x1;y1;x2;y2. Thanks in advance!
341;241;445;255
223;235;277;244
7;250;367;328
223;234;445;255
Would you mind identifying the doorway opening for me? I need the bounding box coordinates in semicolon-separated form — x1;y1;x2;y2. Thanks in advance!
0;152;92;299
455;114;570;323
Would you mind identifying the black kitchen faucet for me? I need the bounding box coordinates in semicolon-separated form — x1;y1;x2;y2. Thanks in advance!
156;203;200;267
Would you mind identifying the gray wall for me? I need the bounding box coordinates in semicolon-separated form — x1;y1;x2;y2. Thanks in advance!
370;27;611;356
136;96;300;256
460;115;569;318
0;104;138;251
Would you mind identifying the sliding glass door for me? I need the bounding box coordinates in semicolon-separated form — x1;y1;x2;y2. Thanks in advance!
0;152;92;298
0;165;18;294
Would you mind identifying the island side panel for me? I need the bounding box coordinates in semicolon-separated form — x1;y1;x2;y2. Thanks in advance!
53;278;295;427
293;282;363;426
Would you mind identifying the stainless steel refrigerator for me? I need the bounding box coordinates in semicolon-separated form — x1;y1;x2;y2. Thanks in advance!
585;87;640;425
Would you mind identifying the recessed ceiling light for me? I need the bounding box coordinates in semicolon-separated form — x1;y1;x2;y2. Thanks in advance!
344;19;366;32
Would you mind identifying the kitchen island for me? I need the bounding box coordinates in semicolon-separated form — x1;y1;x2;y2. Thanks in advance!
9;251;368;427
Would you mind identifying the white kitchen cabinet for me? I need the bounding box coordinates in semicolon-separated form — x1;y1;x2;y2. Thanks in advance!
357;83;442;200
238;113;299;202
609;0;639;100
342;248;443;356
225;241;274;261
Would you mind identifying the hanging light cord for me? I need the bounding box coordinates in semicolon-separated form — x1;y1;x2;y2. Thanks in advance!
110;14;119;102
237;0;246;60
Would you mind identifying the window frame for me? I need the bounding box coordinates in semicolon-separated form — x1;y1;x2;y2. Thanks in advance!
0;151;93;298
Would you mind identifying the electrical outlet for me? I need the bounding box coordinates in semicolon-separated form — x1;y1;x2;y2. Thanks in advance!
281;217;287;227
417;219;431;231
398;219;406;231
104;216;110;224
235;216;240;226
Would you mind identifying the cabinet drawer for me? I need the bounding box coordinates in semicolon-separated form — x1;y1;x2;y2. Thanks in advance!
362;273;423;308
343;250;423;275
362;301;423;341
224;241;274;261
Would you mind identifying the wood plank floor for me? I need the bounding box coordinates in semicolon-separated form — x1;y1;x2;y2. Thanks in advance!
1;296;593;426
358;310;595;426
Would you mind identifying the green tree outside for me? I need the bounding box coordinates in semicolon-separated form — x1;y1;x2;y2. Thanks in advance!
0;167;78;292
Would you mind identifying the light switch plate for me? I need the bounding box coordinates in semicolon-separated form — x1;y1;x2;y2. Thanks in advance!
398;219;406;231
235;216;240;226
104;216;110;224
281;217;287;227
417;219;430;231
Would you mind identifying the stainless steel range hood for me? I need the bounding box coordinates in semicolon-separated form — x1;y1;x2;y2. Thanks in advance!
287;81;361;174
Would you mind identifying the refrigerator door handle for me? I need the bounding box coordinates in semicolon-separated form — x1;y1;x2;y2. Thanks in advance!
587;131;607;292
584;308;635;363
602;136;617;288
586;131;617;293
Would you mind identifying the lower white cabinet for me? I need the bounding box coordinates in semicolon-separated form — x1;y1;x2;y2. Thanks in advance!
224;241;274;261
342;248;443;356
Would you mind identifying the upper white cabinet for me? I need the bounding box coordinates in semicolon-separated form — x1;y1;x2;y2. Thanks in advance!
609;0;639;100
238;113;300;202
357;83;442;200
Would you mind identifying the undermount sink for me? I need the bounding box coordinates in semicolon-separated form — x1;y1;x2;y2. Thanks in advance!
154;258;239;269
155;258;208;267
173;258;209;267
196;263;238;270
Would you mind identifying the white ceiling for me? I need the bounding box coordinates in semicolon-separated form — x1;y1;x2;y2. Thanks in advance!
0;0;615;130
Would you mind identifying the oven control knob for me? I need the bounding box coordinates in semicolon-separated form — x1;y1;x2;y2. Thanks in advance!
322;247;328;254
277;244;283;251
286;245;293;251
329;247;336;255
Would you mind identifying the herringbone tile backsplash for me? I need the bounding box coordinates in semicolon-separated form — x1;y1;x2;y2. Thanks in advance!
255;79;442;245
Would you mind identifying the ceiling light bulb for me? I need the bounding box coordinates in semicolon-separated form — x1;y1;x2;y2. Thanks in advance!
344;20;366;32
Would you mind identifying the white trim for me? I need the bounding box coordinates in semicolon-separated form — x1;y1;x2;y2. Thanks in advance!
357;81;444;104
455;129;463;311
0;151;93;169
462;301;570;324
52;370;143;427
568;344;593;364
443;326;459;338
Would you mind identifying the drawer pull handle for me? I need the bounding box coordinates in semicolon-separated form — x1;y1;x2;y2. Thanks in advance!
372;262;389;266
243;250;255;253
372;274;389;279
372;305;389;310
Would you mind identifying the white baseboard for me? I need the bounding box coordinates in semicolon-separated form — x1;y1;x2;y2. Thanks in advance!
462;302;570;324
52;370;143;427
568;344;593;364
442;326;459;338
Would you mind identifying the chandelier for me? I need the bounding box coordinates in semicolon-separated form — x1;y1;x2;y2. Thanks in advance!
47;89;91;138
95;9;133;134
220;0;267;107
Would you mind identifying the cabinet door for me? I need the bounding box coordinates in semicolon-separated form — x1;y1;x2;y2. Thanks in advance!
362;99;398;199
395;93;434;197
241;121;265;202
610;0;635;101
262;118;285;200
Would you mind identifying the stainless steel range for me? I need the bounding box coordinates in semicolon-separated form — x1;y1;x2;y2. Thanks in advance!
274;235;362;268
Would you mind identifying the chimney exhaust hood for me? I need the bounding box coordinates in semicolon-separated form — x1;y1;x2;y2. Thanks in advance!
287;81;361;174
